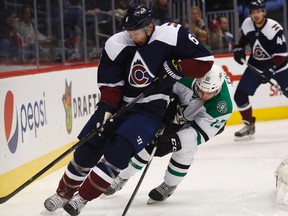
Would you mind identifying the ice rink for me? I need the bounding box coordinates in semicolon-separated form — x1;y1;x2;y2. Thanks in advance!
1;119;288;216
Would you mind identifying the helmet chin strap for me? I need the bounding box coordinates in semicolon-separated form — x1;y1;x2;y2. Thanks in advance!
144;26;149;35
143;24;155;45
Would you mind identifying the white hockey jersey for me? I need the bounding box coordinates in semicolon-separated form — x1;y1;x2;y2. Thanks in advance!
173;75;233;145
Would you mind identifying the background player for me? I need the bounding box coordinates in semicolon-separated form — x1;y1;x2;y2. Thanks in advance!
104;64;234;204
233;0;288;141
43;4;213;216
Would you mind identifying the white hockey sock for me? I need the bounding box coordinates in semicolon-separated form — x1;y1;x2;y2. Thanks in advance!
119;148;151;179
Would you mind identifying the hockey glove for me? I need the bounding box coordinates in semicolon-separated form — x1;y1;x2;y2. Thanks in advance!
233;46;246;65
161;94;179;124
94;102;115;133
158;59;184;90
146;134;182;157
260;66;274;84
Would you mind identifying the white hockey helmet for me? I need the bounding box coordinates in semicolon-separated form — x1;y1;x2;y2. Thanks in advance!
195;64;225;94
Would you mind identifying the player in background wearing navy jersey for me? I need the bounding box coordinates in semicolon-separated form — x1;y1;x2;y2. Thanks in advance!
233;0;288;141
44;4;213;216
103;64;234;203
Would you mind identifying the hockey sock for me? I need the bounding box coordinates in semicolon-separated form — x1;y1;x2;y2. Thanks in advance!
239;107;254;124
78;135;134;201
56;173;83;199
119;148;151;179
78;169;110;201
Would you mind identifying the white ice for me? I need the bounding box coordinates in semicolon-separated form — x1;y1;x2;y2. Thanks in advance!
1;119;288;216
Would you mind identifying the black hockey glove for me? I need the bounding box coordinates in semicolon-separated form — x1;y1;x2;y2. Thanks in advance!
161;94;179;124
233;46;246;65
146;134;182;157
157;59;184;90
94;102;115;133
260;66;274;84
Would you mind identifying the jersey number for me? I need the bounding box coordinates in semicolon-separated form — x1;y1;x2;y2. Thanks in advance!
210;119;226;129
276;35;286;45
188;34;199;45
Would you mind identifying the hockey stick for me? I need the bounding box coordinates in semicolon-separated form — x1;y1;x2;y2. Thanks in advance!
0;78;159;204
121;146;158;216
121;123;167;216
241;59;288;98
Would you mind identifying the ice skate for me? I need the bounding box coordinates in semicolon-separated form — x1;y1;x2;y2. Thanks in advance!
103;176;128;196
147;182;177;204
234;117;256;141
63;193;87;216
44;193;69;212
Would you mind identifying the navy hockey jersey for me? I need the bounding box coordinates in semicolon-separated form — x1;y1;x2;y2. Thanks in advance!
239;17;288;72
97;22;214;118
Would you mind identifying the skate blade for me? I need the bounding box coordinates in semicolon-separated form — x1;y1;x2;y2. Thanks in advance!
40;208;66;215
147;198;163;205
234;134;255;142
100;193;108;199
101;188;119;198
60;212;71;216
40;210;55;215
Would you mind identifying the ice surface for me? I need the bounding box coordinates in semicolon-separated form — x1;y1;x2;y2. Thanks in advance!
1;119;288;216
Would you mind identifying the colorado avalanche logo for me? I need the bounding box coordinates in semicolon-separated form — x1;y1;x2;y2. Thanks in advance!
253;39;271;60
129;52;154;87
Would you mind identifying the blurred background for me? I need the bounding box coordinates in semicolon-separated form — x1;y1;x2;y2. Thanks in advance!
0;0;286;72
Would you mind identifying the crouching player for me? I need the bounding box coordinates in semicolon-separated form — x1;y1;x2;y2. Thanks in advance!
104;64;234;203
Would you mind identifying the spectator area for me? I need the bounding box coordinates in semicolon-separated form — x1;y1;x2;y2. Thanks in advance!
0;0;287;72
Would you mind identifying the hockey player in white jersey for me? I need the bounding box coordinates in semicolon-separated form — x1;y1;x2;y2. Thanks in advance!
104;64;234;203
233;0;288;141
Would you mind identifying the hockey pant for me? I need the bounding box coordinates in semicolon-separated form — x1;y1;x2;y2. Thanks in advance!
119;126;199;187
56;111;160;201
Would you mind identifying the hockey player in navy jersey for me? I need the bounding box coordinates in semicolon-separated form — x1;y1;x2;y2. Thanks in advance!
233;0;288;141
103;64;234;203
44;4;213;215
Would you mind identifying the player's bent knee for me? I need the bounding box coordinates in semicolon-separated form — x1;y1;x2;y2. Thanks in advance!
171;146;196;164
104;135;135;170
234;89;249;106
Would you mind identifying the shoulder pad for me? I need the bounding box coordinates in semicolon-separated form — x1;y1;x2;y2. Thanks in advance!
241;18;255;35
262;19;283;40
178;77;195;89
105;31;135;61
149;22;181;46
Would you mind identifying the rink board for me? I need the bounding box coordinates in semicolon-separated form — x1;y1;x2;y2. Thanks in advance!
1;56;288;199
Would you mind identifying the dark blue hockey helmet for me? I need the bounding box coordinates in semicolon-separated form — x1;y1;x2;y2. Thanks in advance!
249;0;265;11
122;4;153;30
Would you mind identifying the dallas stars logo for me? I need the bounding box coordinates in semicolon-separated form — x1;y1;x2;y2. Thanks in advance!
217;101;228;114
